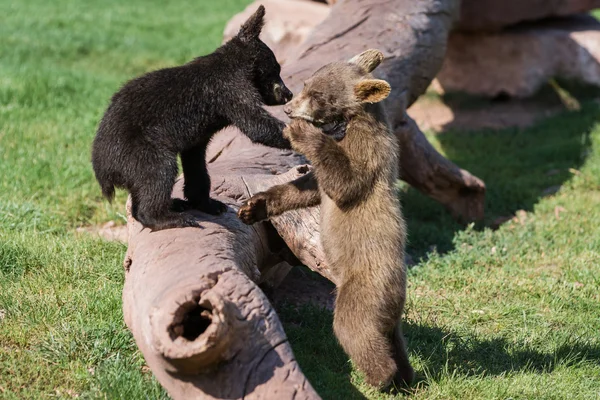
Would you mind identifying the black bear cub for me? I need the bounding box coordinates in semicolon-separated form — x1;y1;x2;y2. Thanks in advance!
91;5;292;231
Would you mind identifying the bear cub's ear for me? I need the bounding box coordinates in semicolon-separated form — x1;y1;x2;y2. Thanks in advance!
354;79;391;104
238;5;266;42
348;49;385;73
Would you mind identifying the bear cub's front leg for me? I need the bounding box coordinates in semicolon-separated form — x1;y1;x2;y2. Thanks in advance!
238;171;321;224
174;145;228;215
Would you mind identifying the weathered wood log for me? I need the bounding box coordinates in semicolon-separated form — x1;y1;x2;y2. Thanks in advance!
123;151;321;399
123;0;485;398
456;0;600;32
223;0;329;65
438;15;600;98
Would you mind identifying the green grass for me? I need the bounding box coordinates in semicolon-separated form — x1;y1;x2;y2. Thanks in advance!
1;0;599;398
281;102;600;399
0;0;252;398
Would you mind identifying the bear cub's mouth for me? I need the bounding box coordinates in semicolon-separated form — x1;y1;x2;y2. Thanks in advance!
319;120;347;142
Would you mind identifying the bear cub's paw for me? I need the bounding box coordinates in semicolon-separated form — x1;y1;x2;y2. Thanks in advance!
237;194;269;225
170;198;193;212
171;198;227;215
177;213;201;228
362;360;398;391
198;198;228;215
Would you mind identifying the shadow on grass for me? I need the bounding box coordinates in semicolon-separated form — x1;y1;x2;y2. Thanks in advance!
275;87;600;398
403;92;598;259
277;302;600;399
277;302;367;400
406;322;600;381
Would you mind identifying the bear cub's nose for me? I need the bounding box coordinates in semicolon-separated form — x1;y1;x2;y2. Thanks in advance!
281;86;293;103
283;104;292;115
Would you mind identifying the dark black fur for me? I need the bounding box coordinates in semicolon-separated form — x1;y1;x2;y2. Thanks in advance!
91;5;292;231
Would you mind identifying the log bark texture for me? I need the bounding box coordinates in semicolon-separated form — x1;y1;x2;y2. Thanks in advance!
438;15;600;98
123;0;485;398
456;0;600;32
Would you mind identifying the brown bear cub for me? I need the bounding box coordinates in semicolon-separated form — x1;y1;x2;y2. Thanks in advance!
237;49;414;388
91;6;292;231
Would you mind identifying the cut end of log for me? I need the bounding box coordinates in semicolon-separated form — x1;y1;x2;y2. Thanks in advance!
446;170;487;223
150;282;236;375
395;114;487;223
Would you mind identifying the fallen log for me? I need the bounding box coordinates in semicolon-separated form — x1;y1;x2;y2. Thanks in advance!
437;14;600;98
223;0;329;65
123;0;485;398
456;0;600;32
122;178;319;399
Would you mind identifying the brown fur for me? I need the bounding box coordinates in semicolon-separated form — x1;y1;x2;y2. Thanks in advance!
238;49;414;389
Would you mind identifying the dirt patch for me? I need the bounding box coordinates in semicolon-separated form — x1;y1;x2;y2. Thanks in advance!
76;220;128;243
408;95;566;132
408;78;600;132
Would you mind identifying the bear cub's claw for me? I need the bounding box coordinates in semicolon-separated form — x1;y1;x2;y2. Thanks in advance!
237;195;268;225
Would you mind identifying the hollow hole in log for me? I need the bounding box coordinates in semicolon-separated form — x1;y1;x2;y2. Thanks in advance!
169;299;213;341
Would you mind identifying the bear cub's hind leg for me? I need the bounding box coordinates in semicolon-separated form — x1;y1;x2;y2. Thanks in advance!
131;184;198;231
392;324;416;386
